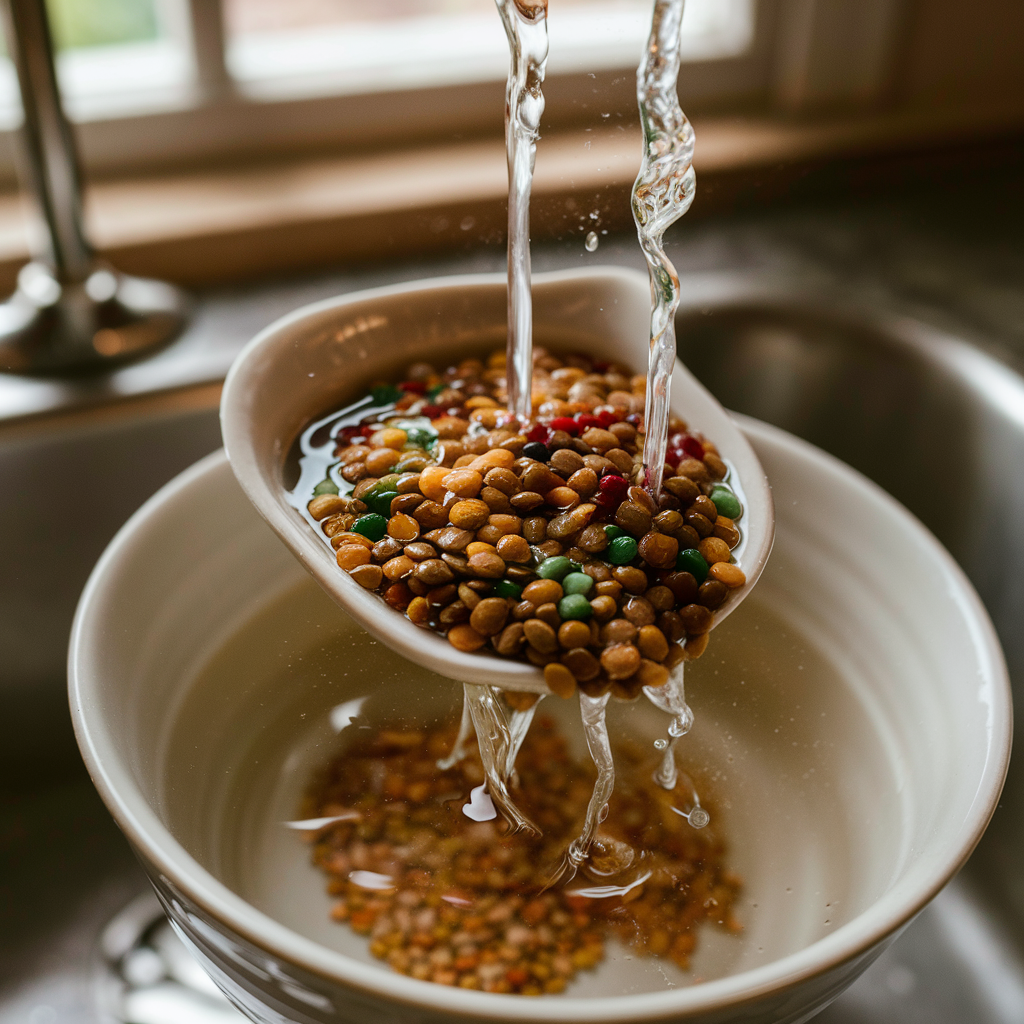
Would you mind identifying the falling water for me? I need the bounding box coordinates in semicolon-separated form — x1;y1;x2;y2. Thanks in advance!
504;696;544;779
436;696;474;771
643;660;706;825
495;0;549;421
562;691;617;874
632;0;696;499
462;683;540;835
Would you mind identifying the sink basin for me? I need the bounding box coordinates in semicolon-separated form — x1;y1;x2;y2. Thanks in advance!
1;266;1022;1023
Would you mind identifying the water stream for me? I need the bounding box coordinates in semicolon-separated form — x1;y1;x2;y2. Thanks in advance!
495;0;549;421
463;683;541;835
632;0;696;500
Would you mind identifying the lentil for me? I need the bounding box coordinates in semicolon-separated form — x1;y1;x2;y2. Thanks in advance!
300;348;748;692
558;620;592;649
470;598;510;637
349;563;383;589
561;572;594;597
709;562;747;588
558;594;593;621
337;544;371;570
607;535;639;566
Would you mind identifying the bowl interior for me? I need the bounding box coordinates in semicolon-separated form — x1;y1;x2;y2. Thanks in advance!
69;418;1010;1016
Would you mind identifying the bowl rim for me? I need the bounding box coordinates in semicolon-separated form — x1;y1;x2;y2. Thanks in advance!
68;416;1012;1022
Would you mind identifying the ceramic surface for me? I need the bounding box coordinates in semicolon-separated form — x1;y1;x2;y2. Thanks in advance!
219;268;775;694
69;417;1010;1024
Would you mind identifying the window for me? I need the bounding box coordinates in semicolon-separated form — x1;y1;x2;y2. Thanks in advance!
225;0;753;100
0;0;762;178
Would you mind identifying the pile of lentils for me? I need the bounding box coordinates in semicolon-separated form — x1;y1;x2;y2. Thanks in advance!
304;348;746;700
304;715;741;994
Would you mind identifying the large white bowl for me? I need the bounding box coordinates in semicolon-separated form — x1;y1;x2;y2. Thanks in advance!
69;412;1010;1024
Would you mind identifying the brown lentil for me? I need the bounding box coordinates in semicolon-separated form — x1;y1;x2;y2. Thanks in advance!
348;563;383;589
372;536;403;562
535;602;562;629
589;595;618;621
622;596;656;627
636;624;670;662
680;603;714;635
469;598;510;637
496;534;531;563
413;559;455;586
523;618;558;654
386;554;420;581
447;623;487;651
709;562;746;588
544;662;577;699
612;566;649;595
403;541;437;562
601;643;641;679
698;579;728;610
561;647;602;681
494;621;526;656
558;619;592;649
337;544;371;570
309;494;351;520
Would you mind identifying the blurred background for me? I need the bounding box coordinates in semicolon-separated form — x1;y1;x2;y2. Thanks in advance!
1;2;1023;1023
0;0;1018;283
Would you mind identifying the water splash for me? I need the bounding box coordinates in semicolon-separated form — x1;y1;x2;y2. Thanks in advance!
631;0;696;499
463;683;540;835
672;777;710;829
495;0;549;420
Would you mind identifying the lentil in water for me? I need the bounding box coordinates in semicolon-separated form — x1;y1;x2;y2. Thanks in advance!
303;714;741;993
294;347;745;701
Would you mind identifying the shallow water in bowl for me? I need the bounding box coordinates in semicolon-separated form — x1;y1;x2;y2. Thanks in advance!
160;569;900;996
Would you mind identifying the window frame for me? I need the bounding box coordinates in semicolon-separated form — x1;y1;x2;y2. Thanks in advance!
0;0;784;184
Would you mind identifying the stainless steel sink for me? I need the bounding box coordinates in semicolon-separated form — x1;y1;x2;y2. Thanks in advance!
1;261;1022;1023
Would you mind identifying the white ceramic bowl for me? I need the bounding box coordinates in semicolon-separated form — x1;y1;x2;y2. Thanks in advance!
70;413;1010;1024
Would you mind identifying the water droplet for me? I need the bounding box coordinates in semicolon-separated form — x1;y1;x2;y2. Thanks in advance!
460;215;476;231
688;807;710;829
585;231;599;252
654;738;668;750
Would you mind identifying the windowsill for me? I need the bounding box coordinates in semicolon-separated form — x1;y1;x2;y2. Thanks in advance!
0;99;1019;292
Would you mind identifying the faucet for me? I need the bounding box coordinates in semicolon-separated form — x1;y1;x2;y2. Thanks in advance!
0;0;188;374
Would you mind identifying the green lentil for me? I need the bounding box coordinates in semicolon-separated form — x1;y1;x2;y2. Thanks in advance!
352;513;388;542
367;474;401;496
493;579;523;600
709;485;742;520
561;572;594;597
368;490;400;517
558;593;593;620
607;535;638;565
537;556;573;581
676;547;709;583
